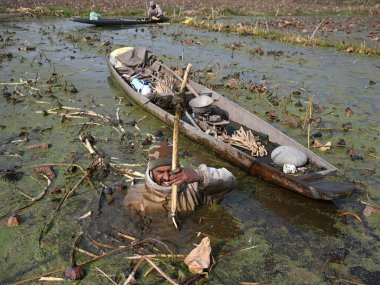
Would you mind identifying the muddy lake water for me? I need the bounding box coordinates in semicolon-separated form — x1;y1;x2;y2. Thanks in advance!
0;17;380;284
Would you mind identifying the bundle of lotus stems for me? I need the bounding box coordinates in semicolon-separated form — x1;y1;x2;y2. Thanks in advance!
153;75;175;95
220;127;267;157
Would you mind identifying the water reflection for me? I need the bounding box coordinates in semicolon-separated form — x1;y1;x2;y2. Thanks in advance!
229;176;340;236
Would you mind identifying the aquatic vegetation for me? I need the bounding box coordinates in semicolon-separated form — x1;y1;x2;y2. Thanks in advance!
0;10;379;285
183;19;380;56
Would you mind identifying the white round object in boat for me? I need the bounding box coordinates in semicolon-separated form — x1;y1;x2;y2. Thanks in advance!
271;146;308;167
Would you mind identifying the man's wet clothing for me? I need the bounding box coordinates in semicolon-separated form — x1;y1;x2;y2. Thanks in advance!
123;164;237;214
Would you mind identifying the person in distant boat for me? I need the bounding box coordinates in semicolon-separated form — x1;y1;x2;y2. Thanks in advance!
147;1;163;20
123;137;237;214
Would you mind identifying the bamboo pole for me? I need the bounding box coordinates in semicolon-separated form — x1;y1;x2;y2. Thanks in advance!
307;95;313;149
170;63;192;229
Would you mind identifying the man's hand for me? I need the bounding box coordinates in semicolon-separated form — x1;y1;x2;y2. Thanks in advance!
152;16;159;20
168;167;199;186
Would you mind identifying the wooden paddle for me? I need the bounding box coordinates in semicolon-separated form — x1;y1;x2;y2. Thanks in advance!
170;63;192;229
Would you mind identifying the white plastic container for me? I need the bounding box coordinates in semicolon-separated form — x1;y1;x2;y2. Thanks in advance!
141;82;152;95
283;164;297;174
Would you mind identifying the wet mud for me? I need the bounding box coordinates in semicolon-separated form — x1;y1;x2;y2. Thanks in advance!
0;17;379;284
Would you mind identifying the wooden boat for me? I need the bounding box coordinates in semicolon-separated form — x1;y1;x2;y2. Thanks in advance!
107;47;356;200
70;17;168;27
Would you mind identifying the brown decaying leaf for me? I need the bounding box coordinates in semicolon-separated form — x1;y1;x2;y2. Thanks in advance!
367;147;377;156
231;42;245;49
63;265;86;280
345;107;354;117
342;122;352;130
27;143;50;150
363;205;380;217
312;139;331;152
6;213;21;226
295;100;303;107
265;110;277;120
252;47;264;55
50;188;62;194
184;38;202;45
336;138;346;147
281;116;300;128
249;83;267;93
313;103;325;113
361;201;380;217
184;237;212;274
227;78;239;89
347;147;355;157
313;117;322;124
33;165;56;180
101;40;110;46
347;147;364;160
87;155;110;179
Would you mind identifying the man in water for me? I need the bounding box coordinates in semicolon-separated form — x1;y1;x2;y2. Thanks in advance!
123;137;237;214
147;1;163;20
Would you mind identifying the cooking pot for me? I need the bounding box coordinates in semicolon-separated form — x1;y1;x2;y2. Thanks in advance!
189;95;213;114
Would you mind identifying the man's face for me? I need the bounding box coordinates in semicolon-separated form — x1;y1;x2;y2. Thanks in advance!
152;165;172;186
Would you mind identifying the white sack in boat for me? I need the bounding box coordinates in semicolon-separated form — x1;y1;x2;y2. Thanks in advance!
271;145;307;167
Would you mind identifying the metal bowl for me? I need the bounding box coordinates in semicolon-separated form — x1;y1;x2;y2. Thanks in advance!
189;95;213;114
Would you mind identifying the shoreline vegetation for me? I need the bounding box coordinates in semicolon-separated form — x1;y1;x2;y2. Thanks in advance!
1;1;380;56
182;18;380;57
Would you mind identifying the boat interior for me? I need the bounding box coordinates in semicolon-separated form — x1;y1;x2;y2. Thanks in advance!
111;49;328;177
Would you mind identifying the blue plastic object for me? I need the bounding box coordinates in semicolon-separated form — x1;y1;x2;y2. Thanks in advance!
131;78;144;92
